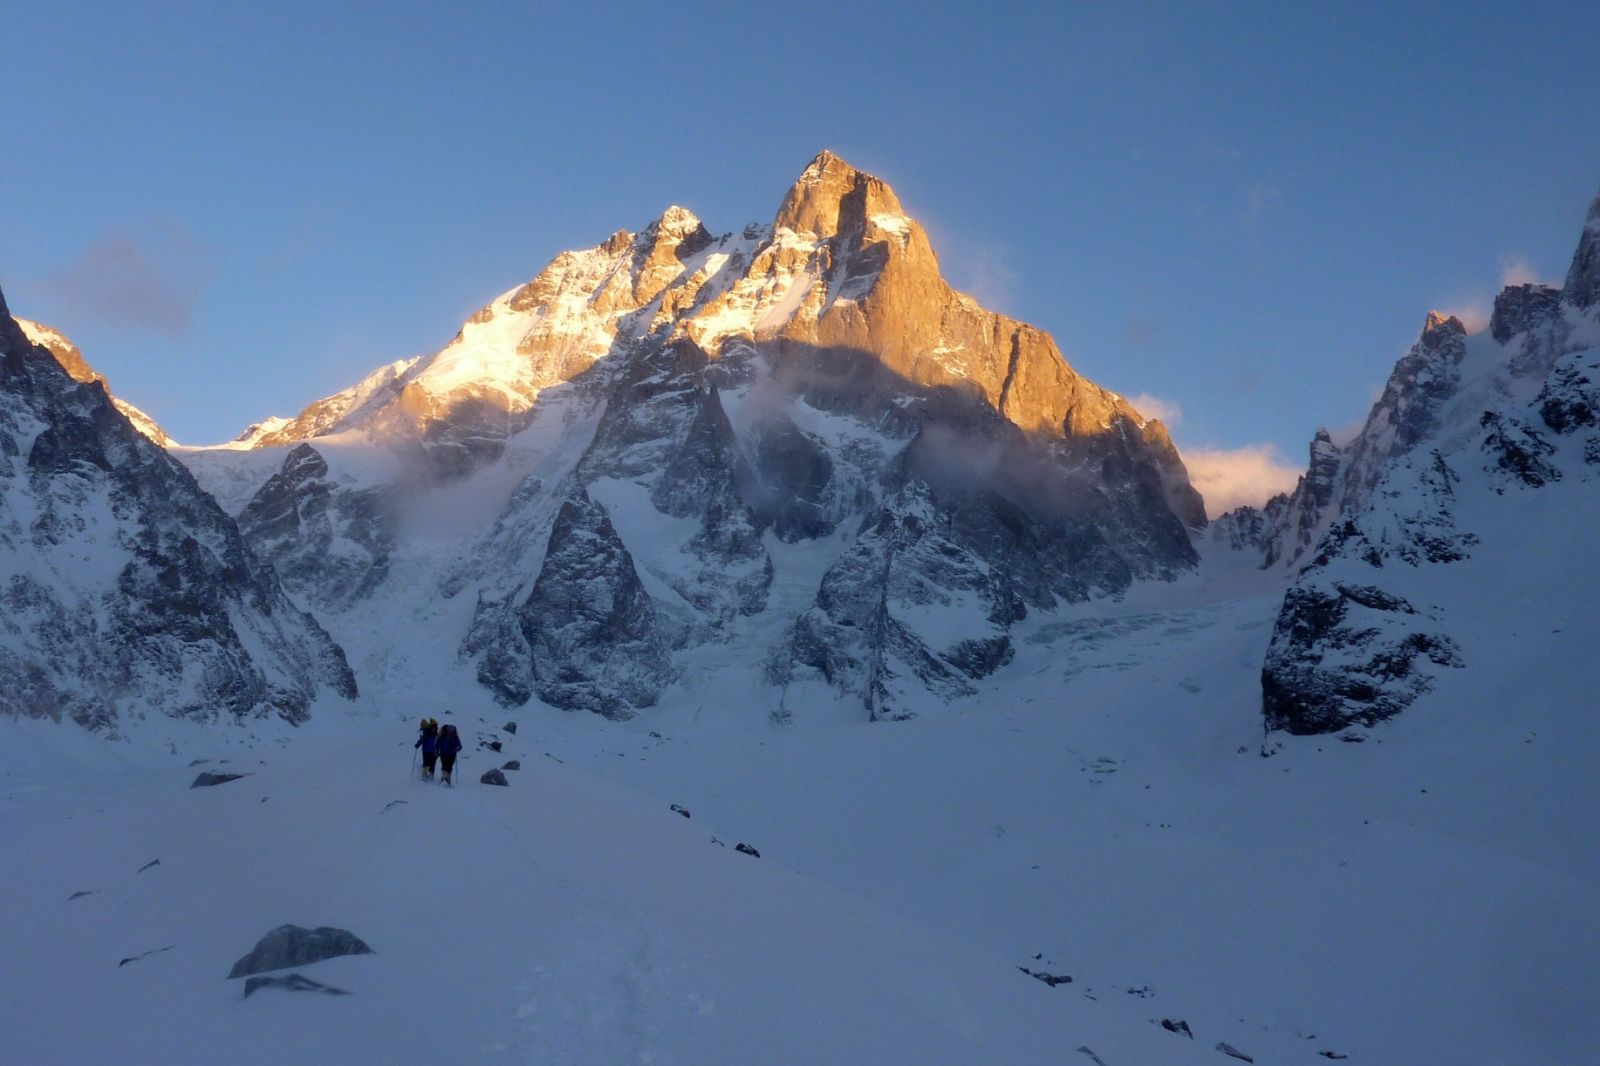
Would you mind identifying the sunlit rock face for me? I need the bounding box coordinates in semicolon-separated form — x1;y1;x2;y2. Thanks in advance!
0;288;356;732
1258;186;1600;734
209;152;1208;719
14;318;172;447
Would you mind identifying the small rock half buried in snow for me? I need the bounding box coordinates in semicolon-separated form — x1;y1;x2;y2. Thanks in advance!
226;925;374;979
1216;1042;1255;1063
191;771;248;789
735;843;760;858
503;721;517;734
501;760;521;771
243;972;351;998
480;769;509;786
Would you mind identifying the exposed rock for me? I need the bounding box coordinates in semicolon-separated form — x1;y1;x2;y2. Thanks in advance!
501;760;521;771
226;925;374;979
1160;1019;1194;1039
1565;191;1600;309
236;444;396;611
1479;410;1560;489
735;842;761;858
242;972;351;998
503;721;516;734
14;318;172;447
1491;283;1564;344
480;768;509;786
118;945;175;967
1017;966;1072;987
137;858;161;873
191;771;249;789
480;492;674;717
670;803;690;818
1263;581;1463;734
1216;1042;1255;1062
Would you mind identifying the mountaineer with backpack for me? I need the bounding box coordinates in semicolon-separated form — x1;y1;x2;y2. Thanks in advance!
415;718;440;780
437;723;463;786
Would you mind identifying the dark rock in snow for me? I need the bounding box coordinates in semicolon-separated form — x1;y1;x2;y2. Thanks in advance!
137;858;161;873
1017;966;1072;987
1216;1041;1255;1062
191;772;249;788
118;945;174;967
487;740;502;752
1161;1018;1194;1039
67;890;96;901
670;803;690;818
381;800;408;812
1479;410;1560;489
243;972;351;998
1076;1047;1109;1066
735;842;760;858
226;925;374;979
480;769;509;786
501;760;521;771
503;721;516;734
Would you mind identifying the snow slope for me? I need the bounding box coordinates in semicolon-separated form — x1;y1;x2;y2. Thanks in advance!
4;508;1594;1064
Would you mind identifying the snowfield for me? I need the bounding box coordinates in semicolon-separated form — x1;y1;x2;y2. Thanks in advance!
4;513;1596;1064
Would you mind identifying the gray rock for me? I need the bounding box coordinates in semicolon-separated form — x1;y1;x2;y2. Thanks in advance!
1216;1042;1255;1063
243;972;351;998
1491;283;1564;343
480;769;509;786
236;444;397;611
481;491;674;718
503;721;516;734
226;925;374;979
501;760;521;771
191;772;249;788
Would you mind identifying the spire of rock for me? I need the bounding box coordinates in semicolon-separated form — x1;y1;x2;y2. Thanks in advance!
1564;189;1600;309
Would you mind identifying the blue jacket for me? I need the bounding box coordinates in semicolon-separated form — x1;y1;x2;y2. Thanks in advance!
437;729;463;756
415;730;438;753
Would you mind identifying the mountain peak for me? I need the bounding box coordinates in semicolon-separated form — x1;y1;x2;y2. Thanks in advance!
776;150;905;236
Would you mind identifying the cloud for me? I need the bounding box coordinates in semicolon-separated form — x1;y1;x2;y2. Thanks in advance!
1437;301;1490;335
1499;254;1543;288
1127;392;1181;426
37;221;212;338
945;242;1021;315
1122;316;1159;348
1181;442;1303;518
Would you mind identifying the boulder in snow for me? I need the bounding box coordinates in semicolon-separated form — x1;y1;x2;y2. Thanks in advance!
191;772;249;789
226;925;373;979
480;769;509;786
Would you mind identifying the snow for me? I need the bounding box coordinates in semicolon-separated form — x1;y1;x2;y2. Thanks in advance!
7;475;1595;1064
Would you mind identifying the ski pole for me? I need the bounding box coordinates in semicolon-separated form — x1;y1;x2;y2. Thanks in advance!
411;748;418;779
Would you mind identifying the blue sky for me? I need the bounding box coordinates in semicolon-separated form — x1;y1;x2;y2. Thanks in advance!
4;2;1598;504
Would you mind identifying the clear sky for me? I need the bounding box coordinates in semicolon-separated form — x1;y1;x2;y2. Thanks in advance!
4;1;1598;506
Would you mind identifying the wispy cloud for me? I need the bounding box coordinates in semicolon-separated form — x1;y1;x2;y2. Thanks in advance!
37;221;213;338
1127;392;1181;426
1499;254;1543;287
1182;442;1303;518
1122;316;1159;348
947;242;1021;315
1436;301;1490;335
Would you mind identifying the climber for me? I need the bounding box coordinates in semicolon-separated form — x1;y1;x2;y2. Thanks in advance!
437;723;463;786
414;718;440;780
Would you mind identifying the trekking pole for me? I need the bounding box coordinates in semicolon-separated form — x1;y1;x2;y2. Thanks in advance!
411;748;418;780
